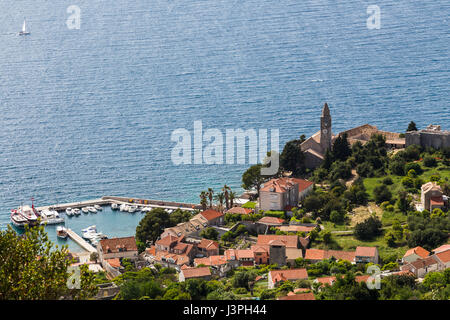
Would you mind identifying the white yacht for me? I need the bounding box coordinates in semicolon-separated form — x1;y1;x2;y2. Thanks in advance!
128;206;137;213
82;225;97;233
72;208;81;216
111;203;119;210
66;208;73;216
87;206;97;213
119;203;128;212
82;207;89;214
94;205;102;211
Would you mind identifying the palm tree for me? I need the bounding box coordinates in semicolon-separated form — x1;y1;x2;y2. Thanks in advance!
222;185;231;210
229;191;237;208
199;191;208;211
207;188;214;208
214;192;225;212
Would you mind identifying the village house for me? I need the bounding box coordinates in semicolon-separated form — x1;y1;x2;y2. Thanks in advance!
421;182;447;211
198;209;225;226
401;255;440;278
402;246;430;264
193;255;231;277
257;216;285;227
179;266;212;282
97;236;138;263
160;209;224;239
268;268;308;289
259;178;299;211
226;207;253;215
196;238;220;257
224;249;255;267
434;249;450;269
276;224;316;234
304;248;355;264
255;235;307;266
355;246;379;264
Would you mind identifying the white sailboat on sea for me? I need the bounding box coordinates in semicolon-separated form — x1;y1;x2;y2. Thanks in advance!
19;19;30;36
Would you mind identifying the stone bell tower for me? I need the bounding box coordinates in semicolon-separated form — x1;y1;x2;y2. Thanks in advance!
320;102;332;152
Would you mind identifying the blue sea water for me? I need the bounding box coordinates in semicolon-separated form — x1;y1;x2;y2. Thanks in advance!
0;1;449;251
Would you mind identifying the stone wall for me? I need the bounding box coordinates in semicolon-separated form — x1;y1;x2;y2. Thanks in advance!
406;130;450;149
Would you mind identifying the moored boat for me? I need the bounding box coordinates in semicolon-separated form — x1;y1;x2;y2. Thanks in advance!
72;208;81;216
87;206;97;213
111;203;119;210
94;205;102;211
56;226;68;239
82;207;89;214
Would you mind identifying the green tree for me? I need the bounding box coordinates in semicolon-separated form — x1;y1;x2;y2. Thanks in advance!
354;216;382;241
373;185;392;204
242;164;265;196
332;133;351;161
280;139;305;175
199;227;219;241
406;121;418;131
0;225;97;300
136;208;171;249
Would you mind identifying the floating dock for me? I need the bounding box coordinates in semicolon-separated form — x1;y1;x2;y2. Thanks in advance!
66;228;97;253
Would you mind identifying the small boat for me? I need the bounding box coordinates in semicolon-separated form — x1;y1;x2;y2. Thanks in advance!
82;225;97;233
56;226;68;239
128;206;137;213
111;203;119;210
18;19;30;36
72;208;81;216
10;211;29;228
87;206;97;213
94;205;102;211
82;207;89;214
119;204;129;212
39;209;64;225
66;208;73;216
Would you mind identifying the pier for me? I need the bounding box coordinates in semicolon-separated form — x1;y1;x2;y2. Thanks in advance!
66;228;97;253
36;196;202;212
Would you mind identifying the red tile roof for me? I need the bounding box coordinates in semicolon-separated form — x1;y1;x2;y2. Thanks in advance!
305;249;326;260
156;235;179;247
198;239;219;250
257;235;298;248
270;268;308;282
290;178;314;192
236;249;255;260
435;250;450;263
106;258;121;268
182;267;211;279
355;275;371;283
315;276;336;285
227;207;253;215
200;209;224;221
433;244;450;254
99;236;137;253
145;246;156;256
194;255;227;266
355;246;378;257
269;239;286;246
403;246;430;259
258;216;285;225
276;225;315;233
278;292;315;300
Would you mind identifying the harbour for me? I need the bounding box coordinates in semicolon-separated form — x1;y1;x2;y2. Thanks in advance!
10;196;203;253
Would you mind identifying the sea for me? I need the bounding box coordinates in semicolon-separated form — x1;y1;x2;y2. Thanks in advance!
0;0;449;251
